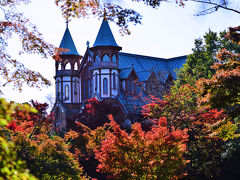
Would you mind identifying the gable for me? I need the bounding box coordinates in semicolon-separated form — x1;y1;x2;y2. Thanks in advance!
120;67;138;80
138;71;153;82
79;48;93;75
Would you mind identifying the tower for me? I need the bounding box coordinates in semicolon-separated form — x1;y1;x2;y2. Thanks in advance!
89;19;122;99
54;23;82;129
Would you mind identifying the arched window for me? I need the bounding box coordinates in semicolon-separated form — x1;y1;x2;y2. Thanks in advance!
83;80;87;99
131;80;135;94
56;111;62;124
103;78;108;94
95;55;100;63
65;85;69;100
102;54;110;62
113;72;116;89
112;54;117;63
88;79;91;97
74;80;77;94
65;62;71;70
57;80;60;98
95;72;98;90
74;62;78;70
58;63;61;70
127;79;131;94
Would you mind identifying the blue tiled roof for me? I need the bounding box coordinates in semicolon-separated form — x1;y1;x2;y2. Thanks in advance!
119;68;132;79
59;27;79;55
119;52;187;82
93;19;119;47
167;56;187;79
138;71;152;82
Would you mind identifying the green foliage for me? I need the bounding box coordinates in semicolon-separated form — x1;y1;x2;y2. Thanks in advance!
0;98;36;179
0;136;36;180
0;98;86;179
142;84;197;129
175;30;240;88
196;27;240;120
13;134;86;180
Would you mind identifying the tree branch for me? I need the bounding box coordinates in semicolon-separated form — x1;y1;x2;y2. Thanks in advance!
187;0;240;15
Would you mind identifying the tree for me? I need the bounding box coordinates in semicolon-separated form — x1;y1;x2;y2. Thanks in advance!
141;85;238;178
175;30;240;88
78;98;123;130
185;0;240;16
196;26;240;119
55;0;240;35
93;115;189;179
0;98;37;179
0;0;60;93
1;0;239;94
0;99;86;179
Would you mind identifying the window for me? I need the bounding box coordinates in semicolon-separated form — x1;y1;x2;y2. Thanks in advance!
65;62;71;70
74;80;77;94
112;54;117;63
74;62;78;70
113;72;116;89
58;63;61;70
131;80;135;94
57;80;60;98
65;85;69;100
102;54;110;62
88;79;91;97
95;55;100;63
95;72;97;90
127;79;131;94
103;78;108;94
83;80;87;98
56;111;62;124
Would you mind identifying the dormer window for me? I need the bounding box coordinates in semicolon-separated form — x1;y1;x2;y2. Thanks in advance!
102;54;110;62
126;78;135;95
112;54;117;63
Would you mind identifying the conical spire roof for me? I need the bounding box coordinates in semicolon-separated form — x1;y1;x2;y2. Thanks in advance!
93;19;119;47
59;26;79;55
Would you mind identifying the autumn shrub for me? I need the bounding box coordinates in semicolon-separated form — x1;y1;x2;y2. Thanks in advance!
12;133;86;180
93;115;189;179
1;100;86;180
141;84;239;178
78;98;123;130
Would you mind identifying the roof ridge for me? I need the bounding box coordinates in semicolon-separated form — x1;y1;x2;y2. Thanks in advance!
119;52;167;61
120;52;188;61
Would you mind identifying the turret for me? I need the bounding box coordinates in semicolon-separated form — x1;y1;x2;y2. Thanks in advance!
90;19;122;98
55;23;82;104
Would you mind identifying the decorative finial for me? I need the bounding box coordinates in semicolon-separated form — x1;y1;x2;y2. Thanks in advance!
86;41;90;48
66;18;69;28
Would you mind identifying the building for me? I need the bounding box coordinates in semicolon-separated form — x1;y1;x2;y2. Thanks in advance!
52;19;187;130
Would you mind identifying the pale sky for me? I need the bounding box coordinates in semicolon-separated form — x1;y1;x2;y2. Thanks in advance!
1;0;240;109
